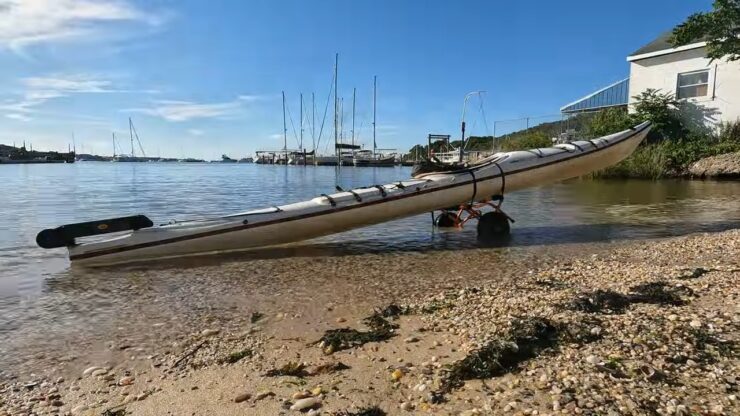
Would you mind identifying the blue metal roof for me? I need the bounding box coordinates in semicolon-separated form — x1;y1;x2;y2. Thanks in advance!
560;78;630;114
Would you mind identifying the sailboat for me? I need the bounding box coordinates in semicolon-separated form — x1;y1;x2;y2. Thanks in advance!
314;54;341;166
353;76;396;167
113;118;147;162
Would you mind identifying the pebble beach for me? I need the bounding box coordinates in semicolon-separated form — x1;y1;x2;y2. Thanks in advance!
1;229;738;415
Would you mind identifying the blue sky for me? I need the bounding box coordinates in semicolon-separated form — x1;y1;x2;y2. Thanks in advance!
0;0;712;159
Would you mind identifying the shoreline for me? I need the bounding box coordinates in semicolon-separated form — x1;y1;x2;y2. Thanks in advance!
1;230;738;415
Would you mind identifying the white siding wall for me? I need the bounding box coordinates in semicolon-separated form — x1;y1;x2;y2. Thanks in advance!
628;47;740;126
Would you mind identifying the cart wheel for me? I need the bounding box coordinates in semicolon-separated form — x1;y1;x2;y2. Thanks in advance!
477;211;510;236
434;211;458;228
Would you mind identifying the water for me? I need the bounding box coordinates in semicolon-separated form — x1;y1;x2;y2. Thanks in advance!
1;162;740;377
2;162;740;300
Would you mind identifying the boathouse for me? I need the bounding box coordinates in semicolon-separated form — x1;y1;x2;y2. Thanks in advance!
562;31;740;126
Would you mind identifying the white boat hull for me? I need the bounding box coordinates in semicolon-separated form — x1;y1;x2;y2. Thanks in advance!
66;123;650;265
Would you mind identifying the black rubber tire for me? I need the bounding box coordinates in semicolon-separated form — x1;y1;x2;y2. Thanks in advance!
434;211;458;228
477;211;510;237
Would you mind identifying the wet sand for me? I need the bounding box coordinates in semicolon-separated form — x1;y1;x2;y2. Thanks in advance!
1;230;738;415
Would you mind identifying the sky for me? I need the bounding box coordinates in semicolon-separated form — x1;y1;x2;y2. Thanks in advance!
0;0;713;160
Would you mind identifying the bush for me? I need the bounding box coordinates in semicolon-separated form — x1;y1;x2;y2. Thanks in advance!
586;107;636;138
631;89;684;140
499;131;552;151
594;142;669;179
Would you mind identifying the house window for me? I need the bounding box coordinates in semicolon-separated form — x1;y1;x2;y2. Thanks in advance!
676;70;709;99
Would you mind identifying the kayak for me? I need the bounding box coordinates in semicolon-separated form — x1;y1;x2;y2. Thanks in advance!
37;122;651;266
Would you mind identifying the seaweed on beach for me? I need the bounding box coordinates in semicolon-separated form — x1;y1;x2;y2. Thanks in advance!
309;361;351;375
218;348;253;364
377;304;410;319
332;407;387;416
102;409;127;416
571;289;632;314
628;281;687;306
250;312;264;323
436;317;559;396
264;361;309;377
314;310;398;352
571;281;691;314
557;316;604;344
419;300;455;314
533;279;570;289
677;267;712;280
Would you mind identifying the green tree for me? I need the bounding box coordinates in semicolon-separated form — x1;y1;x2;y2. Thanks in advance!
671;0;740;61
631;89;684;140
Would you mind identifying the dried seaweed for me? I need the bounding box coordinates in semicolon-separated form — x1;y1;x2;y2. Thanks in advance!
102;409;127;416
332;407;387;416
377;304;409;318
436;317;558;395
264;361;309;377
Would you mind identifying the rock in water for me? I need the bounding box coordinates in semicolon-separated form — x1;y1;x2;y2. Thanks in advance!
290;397;321;411
689;151;740;179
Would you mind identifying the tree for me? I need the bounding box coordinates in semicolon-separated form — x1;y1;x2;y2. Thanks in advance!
670;0;740;61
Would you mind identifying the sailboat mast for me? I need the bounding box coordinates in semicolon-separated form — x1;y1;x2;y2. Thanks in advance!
129;117;134;157
112;132;116;157
333;53;338;160
372;75;377;157
312;92;316;153
351;88;356;158
282;91;287;154
299;93;303;151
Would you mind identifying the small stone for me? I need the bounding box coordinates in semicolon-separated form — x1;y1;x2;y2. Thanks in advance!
590;326;602;336
82;366;103;376
689;320;702;328
55;377;65;384
710;404;723;414
391;369;404;381
201;328;220;337
311;387;324;396
667;314;679;321
290;397;321;411
404;337;419;343
135;392;148;401
335;317;346;323
71;404;88;414
234;392;251;403
51;400;63;407
400;402;413;411
118;376;135;386
255;391;275;400
585;355;599;365
91;369;108;377
292;391;311;400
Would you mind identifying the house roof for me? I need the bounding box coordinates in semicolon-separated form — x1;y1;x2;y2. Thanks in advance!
627;31;707;61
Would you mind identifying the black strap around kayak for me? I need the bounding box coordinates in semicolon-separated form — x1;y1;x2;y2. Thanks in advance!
492;162;506;203
466;169;477;203
321;193;337;207
374;185;387;197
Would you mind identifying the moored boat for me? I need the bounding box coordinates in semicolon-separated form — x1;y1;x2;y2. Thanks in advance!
37;122;651;266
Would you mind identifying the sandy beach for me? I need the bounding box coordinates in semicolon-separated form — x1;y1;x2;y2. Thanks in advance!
1;229;738;416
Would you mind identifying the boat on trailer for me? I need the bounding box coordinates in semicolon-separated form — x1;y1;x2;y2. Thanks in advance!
36;122;651;266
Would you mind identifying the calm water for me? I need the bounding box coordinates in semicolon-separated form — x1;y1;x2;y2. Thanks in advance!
1;162;740;300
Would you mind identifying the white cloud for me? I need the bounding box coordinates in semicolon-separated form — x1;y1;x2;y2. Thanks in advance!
0;0;165;52
269;133;284;140
0;74;120;116
187;129;204;136
6;113;30;121
128;98;249;122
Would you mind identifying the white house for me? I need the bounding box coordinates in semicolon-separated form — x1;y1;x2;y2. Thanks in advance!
627;31;740;125
562;31;740;127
